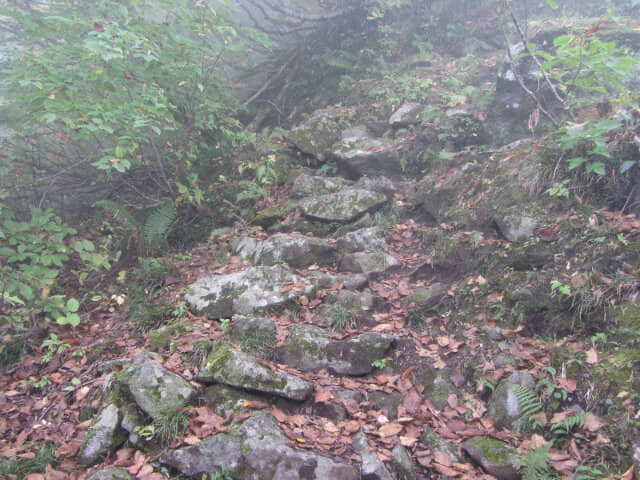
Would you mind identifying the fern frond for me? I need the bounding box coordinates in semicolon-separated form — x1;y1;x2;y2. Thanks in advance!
514;384;543;431
515;444;558;480
96;200;140;232
142;202;177;254
550;410;587;438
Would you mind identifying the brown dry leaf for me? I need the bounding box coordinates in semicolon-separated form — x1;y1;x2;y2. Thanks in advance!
585;348;599;364
25;475;45;480
183;435;201;445
271;406;288;423
549;410;571;424
551;458;578;472
556;377;577;393
434;450;453;467
584;413;605;432
243;400;269;409
403;389;422;414
342;420;361;434
314;389;334;403
621;466;635;480
74;386;90;403
400;435;419;448
378;422;403;438
433;462;461;477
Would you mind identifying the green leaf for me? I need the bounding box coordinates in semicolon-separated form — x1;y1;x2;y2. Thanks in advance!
66;298;80;313
567;157;587;170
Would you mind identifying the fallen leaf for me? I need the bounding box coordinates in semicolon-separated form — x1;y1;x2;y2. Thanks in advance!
378;422;403;438
434;450;453;467
314;389;334;403
585;348;599;364
584;413;605;432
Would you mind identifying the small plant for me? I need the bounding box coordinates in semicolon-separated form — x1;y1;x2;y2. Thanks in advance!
406;310;428;330
550;280;571;296
172;301;189;319
549;410;587;445
201;467;234;480
329;304;356;331
0;443;56;479
134;424;156;441
41;333;71;363
514;444;558;480
371;357;392;369
153;408;189;446
219;318;232;335
514;384;544;432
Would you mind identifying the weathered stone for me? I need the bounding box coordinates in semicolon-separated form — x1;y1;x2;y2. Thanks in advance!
279;326;395;376
126;352;197;421
407;283;447;310
414;365;458;410
198;344;314;401
160;411;358;480
306;271;369;291
253;200;296;228
286;108;344;161
299;188;387;223
291;173;350;199
337;226;386;253
353;430;394;480
354;176;397;198
87;467;133;480
487;370;536;430
368;391;403;420
185;265;313;318
203;384;265;418
325;332;396;376
494;215;538;243
78;404;126;466
461;436;520;480
331;136;404;180
234;233;338;269
420;427;460;463
389;102;427;127
341;124;371;140
391;443;416;480
229;316;277;359
338;251;401;275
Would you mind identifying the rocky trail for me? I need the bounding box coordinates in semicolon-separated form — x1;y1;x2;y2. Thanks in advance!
3;19;640;479
3;98;639;480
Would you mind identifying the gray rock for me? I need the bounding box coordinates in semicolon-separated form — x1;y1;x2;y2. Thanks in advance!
414;365;458;410
353;430;394;480
354;176;397;198
230;316;277;359
203;384;265;418
331;136;404;180
389;102;427;127
299;188;387;223
391;443;416;480
341;125;371;140
488;370;536;430
197;344;314;401
286;109;344;161
306;271;369;291
78;404;126;466
338;251;401;275
495;215;538;243
407;283;447;310
368;391;403;420
420;427;460;462
291;173;350;199
126;352;197;421
337;226;386;253
160;411;358;480
87;467;133;480
185;265;313;318
279;326;396;376
461;436;520;480
234;233;338;269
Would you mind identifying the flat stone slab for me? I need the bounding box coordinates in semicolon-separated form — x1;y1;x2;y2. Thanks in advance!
185;265;313;318
279;325;396;376
330;137;403;180
338;251;401;275
299;188;387;223
197;344;314;401
234;233;338;269
126;352;198;421
291;173;351;199
286;108;343;161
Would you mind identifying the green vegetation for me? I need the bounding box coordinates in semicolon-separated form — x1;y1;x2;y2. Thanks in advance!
0;443;57;480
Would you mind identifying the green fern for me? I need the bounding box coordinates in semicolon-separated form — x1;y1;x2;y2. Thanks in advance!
550;410;587;444
515;444;558;480
97;200;176;256
514;384;543;431
143;202;177;254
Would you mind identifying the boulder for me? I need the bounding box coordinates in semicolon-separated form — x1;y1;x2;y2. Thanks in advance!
494;215;538;243
414;365;458;410
337;226;386;253
203;384;266;418
306;271;369;291
126;352;197;421
338;251;401;275
330;136;404;180
230;316;277;359
160;411;358;480
299;188;387;223
197;344;314;401
354;175;397;198
391;443;416;480
78;404;126;466
234;233;338;269
487;370;536;430
291;173;350;199
461;436;520;480
185;265;313;318
279;326;396;376
420;427;460;463
353;430;394;480
389;102;427;127
87;467;133;480
286;108;344;161
407;283;447;310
